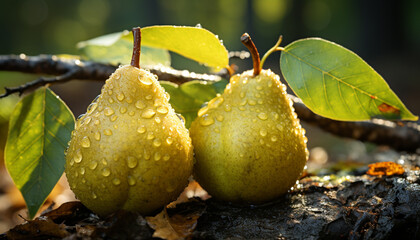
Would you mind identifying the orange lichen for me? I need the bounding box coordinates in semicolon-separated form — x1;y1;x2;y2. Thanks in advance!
366;161;405;176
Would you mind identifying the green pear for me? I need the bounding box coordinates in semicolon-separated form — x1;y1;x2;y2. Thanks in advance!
189;34;308;203
65;28;193;216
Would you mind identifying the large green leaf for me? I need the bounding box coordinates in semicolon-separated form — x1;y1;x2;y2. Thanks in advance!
280;38;418;121
77;31;171;66
5;87;75;218
161;80;228;128
123;25;229;70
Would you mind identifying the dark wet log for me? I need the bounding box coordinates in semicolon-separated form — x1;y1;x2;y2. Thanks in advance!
193;170;420;239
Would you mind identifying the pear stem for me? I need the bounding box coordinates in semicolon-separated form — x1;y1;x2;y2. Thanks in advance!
260;35;284;69
241;33;261;76
131;27;141;68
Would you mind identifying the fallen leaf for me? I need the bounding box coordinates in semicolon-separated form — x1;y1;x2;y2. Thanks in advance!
366;161;405;176
147;199;206;240
41;201;93;225
6;216;69;239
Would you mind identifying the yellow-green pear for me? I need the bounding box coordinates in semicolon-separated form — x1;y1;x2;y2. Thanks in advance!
65;28;193;216
189;33;308;203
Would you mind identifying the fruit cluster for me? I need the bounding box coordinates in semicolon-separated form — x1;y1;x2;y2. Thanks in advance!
65;28;308;216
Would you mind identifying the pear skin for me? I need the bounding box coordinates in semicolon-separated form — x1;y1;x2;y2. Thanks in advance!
190;69;308;203
65;65;193;216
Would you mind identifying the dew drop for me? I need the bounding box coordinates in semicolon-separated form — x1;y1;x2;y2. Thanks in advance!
197;107;208;117
120;107;127;114
249;99;256;105
157;106;169;114
259;139;264;145
153;138;161;147
102;167;111;177
135;100;146;109
258;112;268;120
239;106;246;111
242;79;248;84
112;178;121;185
69;158;74;166
240;99;247;106
108;90;113;95
94;132;101;141
145;95;153;100
214;128;220;133
139;75;153;85
128;111;135;116
142;109;156;119
111;115;118;122
101;158;108;166
256;85;263;90
104;129;113;136
128;175;136;186
215;114;224;122
144;149;151;160
81;136;91;148
92;192;98;199
271;136;278;142
108;98;114;104
81;178;86;183
208;96;224;109
127;156;138;168
137;125;146;134
166;137;173;145
117;93;125;101
147;132;155;140
163;154;170;161
268;81;273;87
224;104;232;112
276;124;284;131
97;105;104;112
199;114;215;126
255;151;261;159
87;102;97;113
126;97;133;104
258;99;263;104
255;93;261;98
89;161;98;170
94;119;100;125
154;152;161;161
104;107;114;116
155;117;161;124
260;129;267;137
79;167;85;175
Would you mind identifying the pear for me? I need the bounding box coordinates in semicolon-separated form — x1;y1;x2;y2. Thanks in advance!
65;28;193;216
189;33;308;203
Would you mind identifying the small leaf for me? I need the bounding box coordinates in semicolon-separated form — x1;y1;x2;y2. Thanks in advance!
5;87;75;218
77;31;171;66
123;25;229;70
280;38;418;121
161;80;228;128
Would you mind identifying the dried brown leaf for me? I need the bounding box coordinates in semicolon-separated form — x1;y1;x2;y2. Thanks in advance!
6;216;69;239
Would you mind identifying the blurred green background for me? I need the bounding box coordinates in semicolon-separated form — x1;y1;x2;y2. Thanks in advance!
1;0;419;165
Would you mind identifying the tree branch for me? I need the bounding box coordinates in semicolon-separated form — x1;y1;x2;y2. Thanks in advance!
0;54;419;152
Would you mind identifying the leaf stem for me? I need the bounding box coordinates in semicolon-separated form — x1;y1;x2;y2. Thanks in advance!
260;35;284;69
241;33;261;76
131;27;141;68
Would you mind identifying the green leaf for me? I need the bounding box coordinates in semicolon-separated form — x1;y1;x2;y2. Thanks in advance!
161;80;228;128
280;38;418;121
5;87;75;218
77;31;171;66
122;25;229;70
